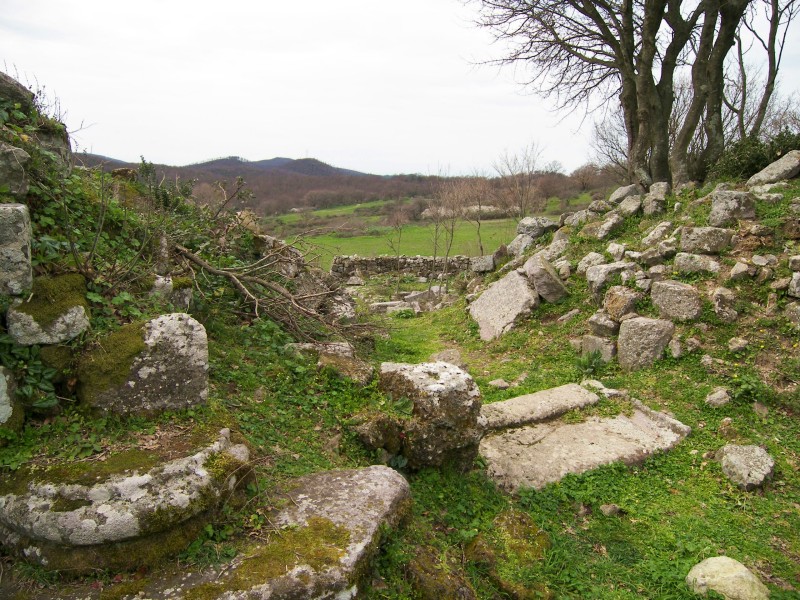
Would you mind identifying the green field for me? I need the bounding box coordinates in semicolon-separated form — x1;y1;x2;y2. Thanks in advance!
298;219;518;270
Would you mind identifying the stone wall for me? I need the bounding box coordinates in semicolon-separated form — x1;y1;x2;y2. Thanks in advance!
331;254;472;278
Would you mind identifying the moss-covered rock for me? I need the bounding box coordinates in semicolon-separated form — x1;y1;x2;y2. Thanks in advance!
0;429;250;573
406;545;478;599
77;313;208;416
7;274;89;345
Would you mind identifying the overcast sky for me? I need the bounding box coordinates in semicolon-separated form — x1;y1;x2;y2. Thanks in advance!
0;0;599;176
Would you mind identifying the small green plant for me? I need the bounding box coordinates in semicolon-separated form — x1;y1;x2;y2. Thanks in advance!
730;372;769;403
392;308;416;319
575;350;605;378
0;334;59;410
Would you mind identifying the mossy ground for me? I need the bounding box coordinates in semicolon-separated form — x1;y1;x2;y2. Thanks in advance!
76;322;145;404
13;274;89;329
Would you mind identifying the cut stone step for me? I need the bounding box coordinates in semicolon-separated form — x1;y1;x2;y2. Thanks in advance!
480;401;690;492
480;383;599;431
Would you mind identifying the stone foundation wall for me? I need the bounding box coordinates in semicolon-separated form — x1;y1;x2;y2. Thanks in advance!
331;255;472;278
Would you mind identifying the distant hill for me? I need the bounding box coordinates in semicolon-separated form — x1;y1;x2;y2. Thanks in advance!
76;153;437;216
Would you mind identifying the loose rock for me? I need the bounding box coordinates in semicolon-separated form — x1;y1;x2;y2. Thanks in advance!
468;271;539;340
686;556;770;600
0;203;32;295
716;444;774;490
617;317;675;370
651;280;701;321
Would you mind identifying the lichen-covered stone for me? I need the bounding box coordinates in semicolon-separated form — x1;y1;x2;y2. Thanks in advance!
641;221;674;246
608;183;644;204
680;227;734;254
588;310;619;337
378;361;485;470
603;285;641;321
7;274;90;345
716;444;774;491
651;280;701;321
78;313;208;416
0;203;32;295
0;143;31;199
581;335;617;362
617;317;675;370
686;556;770;600
673;252;721;275
577;251;606;275
516;216;558;239
407;545;478;599
0;429;250;572
747;149;800;187
468;270;539;340
710;287;739;323
469;254;495;273
523;254;568;303
708;190;756;227
507;233;535;256
585;262;636;296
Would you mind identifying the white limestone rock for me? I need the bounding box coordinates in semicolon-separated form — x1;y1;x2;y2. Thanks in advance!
687;556;770;600
468;271;539;340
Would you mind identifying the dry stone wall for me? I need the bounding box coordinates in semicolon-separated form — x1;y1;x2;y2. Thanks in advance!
331;254;472;278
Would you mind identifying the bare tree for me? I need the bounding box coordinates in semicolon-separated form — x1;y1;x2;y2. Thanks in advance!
493;142;543;219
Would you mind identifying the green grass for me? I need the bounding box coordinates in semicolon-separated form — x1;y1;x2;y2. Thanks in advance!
301;219;518;270
270;198;398;225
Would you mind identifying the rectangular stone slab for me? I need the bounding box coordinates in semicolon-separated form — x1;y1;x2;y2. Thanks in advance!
480;404;690;492
480;383;599;431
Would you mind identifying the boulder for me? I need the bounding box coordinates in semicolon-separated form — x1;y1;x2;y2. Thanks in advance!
680;227;734;254
651;280;702;321
581;335;617;362
716;444;774;491
0;143;31;199
608;183;645;204
587;212;625;240
674;252;721;275
0;367;23;440
585;262;636;296
789;255;800;271
648;181;671;200
705;388;731;408
78;313;209;416
506;233;535;256
617;317;675;370
587;199;613;213
588;310;619;337
523;254;568;302
747;149;800;187
563;209;600;227
788;272;800;299
710;287;739;323
615;195;642;217
6;274;90;345
708;190;756;227
607;242;626;261
577;251;606;275
377;362;485;470
0;429;250;572
0;203;32;295
729;262;753;280
516;216;558;239
536;235;569;262
603;285;641;321
642;195;665;216
470;254;495;273
686;556;770;600
642;221;674;247
468;271;539;340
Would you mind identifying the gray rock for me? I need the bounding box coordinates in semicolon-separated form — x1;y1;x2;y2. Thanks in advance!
785;302;800;326
507;233;535;256
577;251;606;276
117;466;411;600
608;183;645;204
370;300;411;314
0;203;32;295
581;335;617;362
488;378;510;390
558;308;581;323
728;337;749;352
680;227;734;254
642;195;665;216
705;388;731;407
0;143;31;199
600;503;623;516
78;313;209;416
378;362;485;470
641;221;674;247
516;216;558;238
686;556;770;600
585;262;636;296
523;254;568;302
587;199;613;213
789;255;800;271
615;195;642;217
648;181;671;200
481;399;689;491
0;429;250;571
729;262;753;280
617;317;675;370
674;252;721;275
747;149;800;187
651;280;701;321
716;444;775;491
470;254;495;273
8;303;89;346
607;242;626;261
468;270;539;340
788;272;800;299
708;287;739;324
563;209;600;227
0;367;23;436
588;310;620;337
481;383;599;431
592;212;625;239
708;190;756;227
345;275;365;285
603;285;641;321
536;235;570;262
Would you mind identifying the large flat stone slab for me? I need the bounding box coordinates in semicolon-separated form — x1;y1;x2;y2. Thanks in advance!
468;270;539;340
481;384;599;431
480;401;690;491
